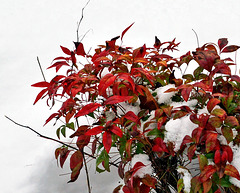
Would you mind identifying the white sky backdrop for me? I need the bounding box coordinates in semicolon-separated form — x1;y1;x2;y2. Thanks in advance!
1;0;240;192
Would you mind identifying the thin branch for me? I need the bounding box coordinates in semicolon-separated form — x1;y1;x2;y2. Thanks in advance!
83;152;92;193
77;0;90;42
192;29;199;48
5;115;119;168
37;56;46;81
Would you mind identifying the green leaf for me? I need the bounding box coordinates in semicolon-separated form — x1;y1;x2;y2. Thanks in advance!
61;126;66;137
177;178;184;193
56;127;61;139
66;122;75;130
220;175;232;188
147;128;162;137
194;66;203;80
96;149;109;172
221;126;233;143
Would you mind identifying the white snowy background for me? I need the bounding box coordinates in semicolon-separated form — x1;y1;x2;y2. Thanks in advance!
1;0;240;192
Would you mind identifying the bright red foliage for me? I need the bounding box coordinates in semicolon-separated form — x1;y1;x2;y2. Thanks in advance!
32;25;240;192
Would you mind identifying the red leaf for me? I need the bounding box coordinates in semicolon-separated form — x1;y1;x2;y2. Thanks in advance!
76;42;86;56
110;125;123;138
214;149;221;164
187;144;196;161
76;135;90;149
117;73;135;91
47;61;70;72
33;88;48;104
126;138;134;157
70;151;83;170
193;50;219;72
121;22;134;41
70;125;89;138
200;165;216;182
60;46;71;55
104;95;133;105
206;132;218;153
99;74;116;96
103;131;112;153
69;151;83;182
59;148;70;168
31;81;50;87
218;38;228;51
222;45;240;53
224;164;240;180
231;75;240;83
222;145;233;163
180;135;193;148
203;179;212;193
180;85;193;102
224;116;239;127
75;103;101;117
44;113;60;126
207;98;221;112
192;127;203;144
85;126;104;135
211;108;227;120
124;111;138;122
131;68;154;86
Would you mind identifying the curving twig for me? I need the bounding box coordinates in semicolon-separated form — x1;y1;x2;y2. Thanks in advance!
5;115;118;169
77;0;91;42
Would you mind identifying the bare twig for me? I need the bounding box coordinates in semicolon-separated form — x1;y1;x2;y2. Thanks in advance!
5;115;119;168
83;152;92;193
37;56;46;81
192;29;199;48
77;0;90;42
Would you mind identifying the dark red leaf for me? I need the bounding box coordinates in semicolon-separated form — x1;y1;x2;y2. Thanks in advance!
193;50;219;72
222;45;240;53
121;22;134;41
103;131;112;153
218;38;228;51
60;46;71;55
104;95;133;105
70;125;89;138
231;75;240;83
76;135;90;149
85;126;104;135
75;103;101;117
69;151;83;182
59;148;70;168
76;42;86;56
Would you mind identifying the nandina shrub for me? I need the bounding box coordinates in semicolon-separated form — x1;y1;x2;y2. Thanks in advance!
32;24;240;193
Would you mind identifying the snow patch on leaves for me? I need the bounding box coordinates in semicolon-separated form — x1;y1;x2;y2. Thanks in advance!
229;143;240;188
177;167;192;193
155;84;177;104
164;115;198;151
131;154;153;178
